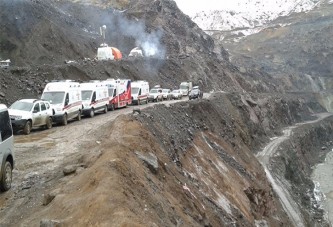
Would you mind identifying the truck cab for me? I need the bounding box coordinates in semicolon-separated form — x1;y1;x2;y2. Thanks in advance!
0;104;14;191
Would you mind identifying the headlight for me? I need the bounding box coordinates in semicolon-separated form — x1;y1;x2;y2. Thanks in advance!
10;115;22;120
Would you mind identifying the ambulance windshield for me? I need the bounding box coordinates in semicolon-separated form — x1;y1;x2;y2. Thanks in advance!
132;87;139;95
42;92;65;104
81;90;92;100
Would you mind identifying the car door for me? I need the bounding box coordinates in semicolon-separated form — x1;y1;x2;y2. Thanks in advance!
32;103;42;126
40;102;48;125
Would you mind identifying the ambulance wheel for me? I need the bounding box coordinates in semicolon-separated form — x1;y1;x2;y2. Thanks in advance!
0;161;12;192
89;109;95;118
62;114;68;125
23;121;32;135
46;117;53;129
110;104;115;111
103;105;108;113
77;111;81;121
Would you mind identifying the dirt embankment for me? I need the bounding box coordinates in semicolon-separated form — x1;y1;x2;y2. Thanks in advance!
0;92;331;226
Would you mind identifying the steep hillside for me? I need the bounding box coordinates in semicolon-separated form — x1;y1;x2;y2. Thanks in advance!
223;2;333;92
0;0;285;106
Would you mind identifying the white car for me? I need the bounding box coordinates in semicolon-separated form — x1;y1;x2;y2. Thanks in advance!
9;99;54;135
161;89;172;100
171;90;182;100
148;88;163;102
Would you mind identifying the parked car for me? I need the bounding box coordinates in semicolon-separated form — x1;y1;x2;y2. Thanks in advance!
189;86;203;100
148;88;163;102
161;89;172;100
0;104;14;191
171;89;182;100
9;99;54;135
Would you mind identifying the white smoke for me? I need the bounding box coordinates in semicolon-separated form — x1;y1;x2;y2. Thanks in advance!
101;12;166;59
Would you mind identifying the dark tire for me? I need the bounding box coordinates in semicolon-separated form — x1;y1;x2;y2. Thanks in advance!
0;161;12;192
89;109;95;118
77;111;81;121
46;117;52;129
62;114;68;126
103;105;108;113
23;121;32;135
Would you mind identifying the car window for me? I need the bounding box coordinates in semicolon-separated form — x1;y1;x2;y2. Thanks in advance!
41;102;46;111
0;110;12;142
33;103;40;113
45;102;50;109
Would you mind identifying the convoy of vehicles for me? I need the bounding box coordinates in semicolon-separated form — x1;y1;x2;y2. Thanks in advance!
81;81;109;117
0;104;14;191
131;80;149;105
104;79;132;110
2;79;200;192
41;81;82;125
9;99;53;135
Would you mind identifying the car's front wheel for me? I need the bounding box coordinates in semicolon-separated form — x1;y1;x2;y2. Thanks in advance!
0;161;12;192
103;105;108;113
77;110;82;121
89;109;95;118
62;114;68;126
46;117;52;129
23;121;32;135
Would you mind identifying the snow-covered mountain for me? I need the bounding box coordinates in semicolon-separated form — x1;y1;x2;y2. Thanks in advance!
191;0;326;37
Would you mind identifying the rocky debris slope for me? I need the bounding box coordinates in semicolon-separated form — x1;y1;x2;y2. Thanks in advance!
3;92;331;226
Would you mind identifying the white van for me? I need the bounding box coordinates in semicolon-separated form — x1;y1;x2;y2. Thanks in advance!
0;104;14;191
81;81;109;117
131;81;149;105
41;81;82;125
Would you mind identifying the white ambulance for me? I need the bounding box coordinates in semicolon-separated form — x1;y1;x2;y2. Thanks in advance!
80;81;109;117
41;81;82;125
103;79;132;110
131;80;149;105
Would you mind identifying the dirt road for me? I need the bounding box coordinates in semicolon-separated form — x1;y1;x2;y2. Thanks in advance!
256;112;333;227
0;97;189;226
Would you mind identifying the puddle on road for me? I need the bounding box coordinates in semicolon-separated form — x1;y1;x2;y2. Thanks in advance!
14;130;52;143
